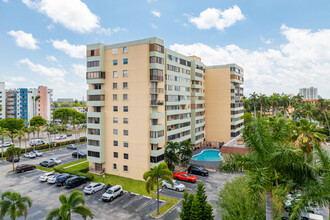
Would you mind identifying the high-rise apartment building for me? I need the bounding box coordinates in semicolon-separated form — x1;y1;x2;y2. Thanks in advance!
0;82;5;120
6;86;53;121
299;87;318;99
86;37;244;180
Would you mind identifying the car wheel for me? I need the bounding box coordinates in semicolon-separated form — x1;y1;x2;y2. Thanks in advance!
120;191;123;196
110;197;113;202
176;188;179;192
92;190;95;194
175;177;179;180
188;180;192;183
164;185;167;189
22;170;25;173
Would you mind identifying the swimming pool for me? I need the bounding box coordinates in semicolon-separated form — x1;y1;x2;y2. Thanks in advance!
192;150;223;161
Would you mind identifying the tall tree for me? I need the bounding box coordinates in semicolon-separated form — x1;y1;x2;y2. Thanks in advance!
190;195;202;220
43;122;54;150
249;92;258;118
16;129;25;151
5;145;21;171
0;127;9;158
143;162;173;215
179;140;194;167
29;115;47;128
258;93;268;117
180;191;194;220
0;118;25;142
301;102;315;123
280;94;291;118
46;190;93;220
164;141;180;171
53;108;74;147
71;111;86;144
315;99;330;136
269;93;280;116
0;191;32;220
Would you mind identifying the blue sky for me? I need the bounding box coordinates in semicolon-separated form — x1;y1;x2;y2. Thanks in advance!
0;0;329;99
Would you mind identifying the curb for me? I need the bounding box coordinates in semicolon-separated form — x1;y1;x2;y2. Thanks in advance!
149;199;181;219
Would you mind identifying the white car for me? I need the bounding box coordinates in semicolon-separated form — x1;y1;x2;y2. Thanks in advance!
49;158;62;165
83;182;105;194
162;180;185;192
56;135;67;140
24;152;36;158
102;185;123;202
39;172;54;182
47;173;62;184
32;150;43;157
3;142;13;147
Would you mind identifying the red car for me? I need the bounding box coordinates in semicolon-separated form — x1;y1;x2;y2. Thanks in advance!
173;172;197;183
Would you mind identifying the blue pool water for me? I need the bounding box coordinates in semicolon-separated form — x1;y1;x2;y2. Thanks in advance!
192;150;223;161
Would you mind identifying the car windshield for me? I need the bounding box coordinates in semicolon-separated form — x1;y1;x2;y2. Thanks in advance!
86;186;92;188
186;174;190;177
106;189;113;194
35;151;40;153
175;182;180;185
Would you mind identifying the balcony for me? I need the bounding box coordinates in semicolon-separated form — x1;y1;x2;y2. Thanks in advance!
150;136;165;144
150;112;164;119
150;124;164;131
150;88;164;94
87;89;105;96
150;75;163;82
150;148;165;157
87;101;105;107
150;100;164;106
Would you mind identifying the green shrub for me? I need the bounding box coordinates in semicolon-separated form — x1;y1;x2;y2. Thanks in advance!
79;167;89;173
54;167;94;181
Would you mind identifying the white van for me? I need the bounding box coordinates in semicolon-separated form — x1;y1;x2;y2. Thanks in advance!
30;139;45;146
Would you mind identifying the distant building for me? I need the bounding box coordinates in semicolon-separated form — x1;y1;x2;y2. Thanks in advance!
0;82;5;120
299;87;318;99
57;98;74;102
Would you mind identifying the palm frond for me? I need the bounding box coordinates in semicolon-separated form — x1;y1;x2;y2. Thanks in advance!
45;208;60;220
72;205;93;219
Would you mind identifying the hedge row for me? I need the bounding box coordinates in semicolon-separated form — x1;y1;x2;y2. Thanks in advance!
54;167;94;181
0;137;87;159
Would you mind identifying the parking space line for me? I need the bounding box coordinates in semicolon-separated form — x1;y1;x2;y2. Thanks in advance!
135;198;153;212
122;195;140;208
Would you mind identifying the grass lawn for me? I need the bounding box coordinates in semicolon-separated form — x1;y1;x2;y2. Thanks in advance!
36;158;87;172
64;161;89;171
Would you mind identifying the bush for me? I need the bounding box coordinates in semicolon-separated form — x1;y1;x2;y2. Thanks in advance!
79;167;89;173
54;167;94;181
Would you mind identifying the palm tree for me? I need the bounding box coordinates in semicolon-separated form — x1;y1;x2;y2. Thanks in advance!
301;102;315;123
46;190;93;220
35;127;41;139
6;145;21;171
280;94;291;118
221;118;314;220
165;142;180;171
269;93;280;116
7;130;18;144
249;92;258;118
0;127;9;158
43;122;54;150
0;191;33;220
16;129;25;150
143;162;173;215
25;127;33;152
258;93;268;117
179;140;194;166
315;99;330;136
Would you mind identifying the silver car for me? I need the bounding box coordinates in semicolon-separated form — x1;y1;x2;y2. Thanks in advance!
162;180;185;192
83;182;105;194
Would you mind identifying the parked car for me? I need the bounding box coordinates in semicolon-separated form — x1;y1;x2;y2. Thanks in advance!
162;180;185;192
188;165;209;176
7;156;20;163
39;160;55;167
55;174;76;186
32;150;43;157
50;131;58;135
84;182;105;194
173;172;197;183
24;152;36;158
16;164;36;173
30;139;45;146
67;144;77;150
56;135;67;140
66;133;72;137
72;151;87;158
65;176;88;189
3;142;13;148
39;172;55;182
49;158;62;165
47;173;64;184
102;185;123;202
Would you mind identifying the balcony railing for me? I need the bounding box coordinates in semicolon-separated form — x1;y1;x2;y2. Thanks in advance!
150;75;163;82
150;88;164;94
150;100;164;106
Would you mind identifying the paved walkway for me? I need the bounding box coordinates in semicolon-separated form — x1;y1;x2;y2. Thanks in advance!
63;160;87;169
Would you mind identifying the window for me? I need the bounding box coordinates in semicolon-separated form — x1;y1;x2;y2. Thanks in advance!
124;153;129;159
123;106;128;112
87;49;100;57
112;71;118;78
123;70;128;77
123;46;128;53
123;94;128;100
123;130;128;136
113;106;118;112
114;140;118;146
123;118;128;124
112;48;118;54
123;165;128;172
94;84;101;89
87;61;99;68
113;59;118;66
88;151;100;158
123;141;128;148
123;82;128;89
113;129;118;135
113;94;117;101
123;58;128;65
113;83;117;89
114;152;118;158
113;117;118;123
113;163;117;170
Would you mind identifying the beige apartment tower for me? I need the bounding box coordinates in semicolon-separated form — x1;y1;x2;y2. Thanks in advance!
86;38;244;180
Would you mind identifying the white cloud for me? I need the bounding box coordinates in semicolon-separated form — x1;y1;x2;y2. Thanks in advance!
72;64;85;79
169;26;330;98
151;24;158;29
151;10;160;18
261;36;272;45
6;76;26;82
147;0;157;3
2;0;8;2
17;58;66;82
22;0;99;33
7;30;39;50
51;39;85;59
46;55;57;62
189;6;245;30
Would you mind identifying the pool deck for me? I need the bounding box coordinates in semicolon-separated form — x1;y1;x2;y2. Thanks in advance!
190;147;222;169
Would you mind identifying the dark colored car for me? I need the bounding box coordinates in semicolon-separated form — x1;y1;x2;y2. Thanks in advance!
65;176;88;188
55;174;75;186
7;156;20;163
39;160;55;167
66;133;72;137
188;166;209;176
16;164;36;173
50;131;58;135
72;151;87;158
